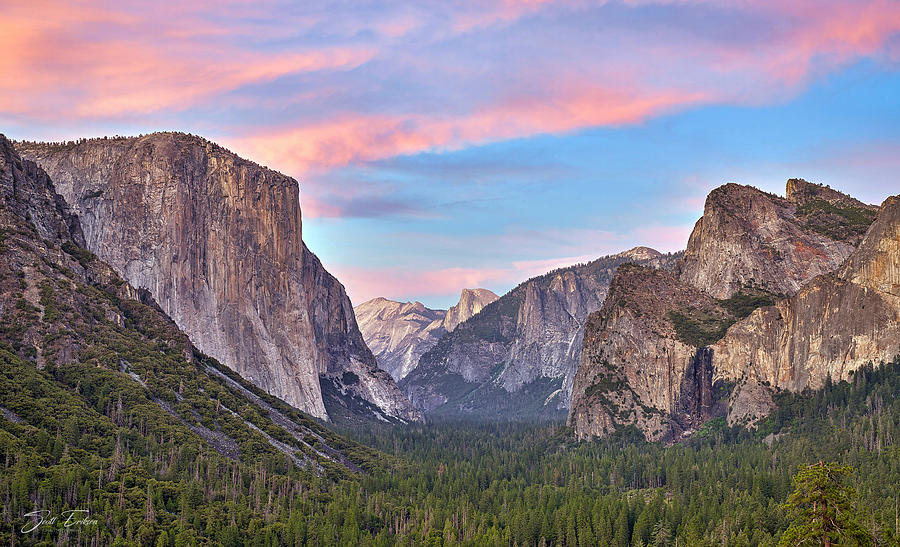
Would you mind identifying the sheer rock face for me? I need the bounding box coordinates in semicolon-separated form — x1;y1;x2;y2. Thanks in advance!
402;247;681;418
569;181;887;440
712;195;900;424
300;245;422;422
568;266;730;441
17;133;420;423
354;288;497;382
442;289;498;332
675;182;868;299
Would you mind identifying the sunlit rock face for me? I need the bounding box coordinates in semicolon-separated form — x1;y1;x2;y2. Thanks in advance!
676;181;873;299
442;288;498;332
17;133;421;423
570;180;887;440
712;194;900;423
402;247;681;419
354;288;498;382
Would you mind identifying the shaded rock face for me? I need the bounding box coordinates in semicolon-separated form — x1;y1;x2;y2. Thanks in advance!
0;134;152;370
675;182;868;299
17;133;420;423
0;136;84;247
402;247;681;418
300;244;421;422
569;180;887;441
354;288;497;382
713;194;900;424
567;266;731;441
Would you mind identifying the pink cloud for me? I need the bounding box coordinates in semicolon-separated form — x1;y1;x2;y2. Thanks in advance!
4;0;900;183
707;0;900;93
224;1;900;177
228;87;709;173
631;225;695;253
0;2;373;118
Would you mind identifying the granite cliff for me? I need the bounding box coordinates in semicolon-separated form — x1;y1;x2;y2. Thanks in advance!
354;288;498;381
401;247;681;419
16;133;420;423
442;288;498;332
712;193;900;425
0;133;377;471
569;180;887;440
675;180;875;299
568;265;733;441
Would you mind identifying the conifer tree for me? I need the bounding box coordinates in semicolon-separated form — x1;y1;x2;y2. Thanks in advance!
778;462;871;547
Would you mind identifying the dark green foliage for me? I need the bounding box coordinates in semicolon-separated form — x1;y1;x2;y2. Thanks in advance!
0;208;388;545
61;240;96;266
720;286;779;319
668;308;735;347
779;462;871;546
796;198;878;241
39;279;60;322
669;286;781;347
3;176;899;543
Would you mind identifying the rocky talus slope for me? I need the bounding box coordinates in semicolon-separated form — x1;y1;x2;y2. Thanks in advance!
401;247;681;418
569;180;888;440
354;288;498;382
17;133;420;423
0;133;373;472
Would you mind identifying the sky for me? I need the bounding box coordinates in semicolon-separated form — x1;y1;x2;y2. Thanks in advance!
2;1;900;309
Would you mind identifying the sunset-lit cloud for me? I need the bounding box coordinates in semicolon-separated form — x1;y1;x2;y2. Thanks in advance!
0;2;373;119
5;1;900;166
3;0;900;305
221;0;900;179
230;87;710;173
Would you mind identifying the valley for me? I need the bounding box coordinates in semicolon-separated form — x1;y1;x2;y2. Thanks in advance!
1;132;898;546
5;2;900;545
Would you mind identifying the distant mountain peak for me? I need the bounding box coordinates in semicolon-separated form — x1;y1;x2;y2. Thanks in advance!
442;288;499;332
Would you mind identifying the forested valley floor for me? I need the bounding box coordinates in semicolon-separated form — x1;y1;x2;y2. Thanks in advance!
3;352;900;545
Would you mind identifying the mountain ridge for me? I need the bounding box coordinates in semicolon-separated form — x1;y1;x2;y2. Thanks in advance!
401;247;682;419
354;288;498;381
568;179;891;441
16;132;421;424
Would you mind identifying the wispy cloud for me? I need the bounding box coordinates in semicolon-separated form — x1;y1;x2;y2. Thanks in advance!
3;0;899;306
0;2;373;119
5;1;900;180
